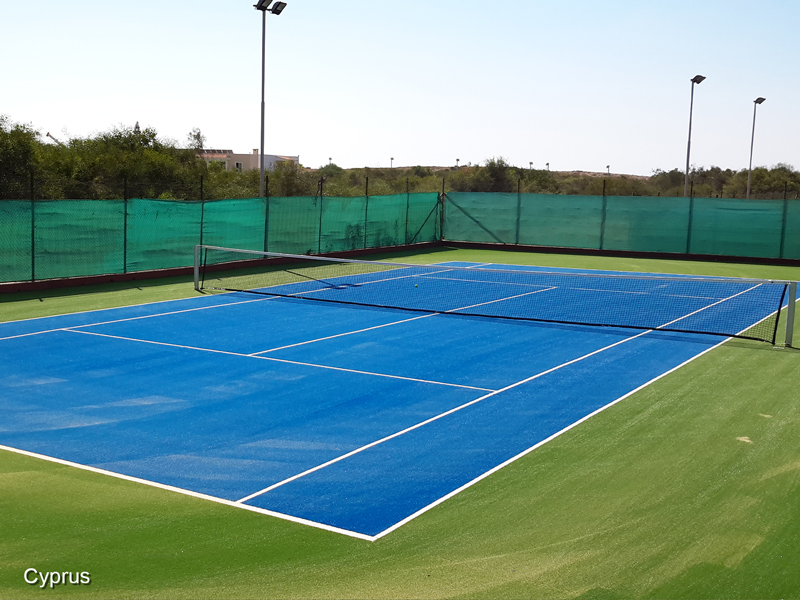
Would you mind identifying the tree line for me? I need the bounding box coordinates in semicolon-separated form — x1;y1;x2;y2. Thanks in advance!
1;116;798;200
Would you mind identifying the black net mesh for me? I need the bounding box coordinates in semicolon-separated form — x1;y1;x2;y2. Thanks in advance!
198;247;789;344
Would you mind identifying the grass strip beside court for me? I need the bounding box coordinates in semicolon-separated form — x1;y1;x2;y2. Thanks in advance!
1;248;799;599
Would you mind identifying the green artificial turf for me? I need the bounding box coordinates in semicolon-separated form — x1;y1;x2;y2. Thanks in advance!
1;249;798;599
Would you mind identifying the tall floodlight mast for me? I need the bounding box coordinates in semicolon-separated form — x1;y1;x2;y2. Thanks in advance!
746;97;766;199
255;1;287;198
684;75;706;197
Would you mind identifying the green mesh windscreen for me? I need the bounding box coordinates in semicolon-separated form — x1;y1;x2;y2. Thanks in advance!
3;193;797;285
406;192;440;244
445;193;605;249
444;193;800;259
784;200;800;259
202;198;267;252
603;196;690;254
366;193;408;248
444;192;518;244
0;201;33;283
268;196;321;255
519;194;604;249
126;199;202;271
34;199;125;280
689;198;784;258
320;196;368;252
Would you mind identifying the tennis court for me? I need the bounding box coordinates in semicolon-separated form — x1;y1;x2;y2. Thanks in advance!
0;256;793;541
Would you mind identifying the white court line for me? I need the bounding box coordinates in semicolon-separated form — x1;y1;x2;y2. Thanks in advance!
250;286;558;356
371;287;789;539
370;331;734;540
64;329;492;392
250;314;434;355
4;271;786;542
236;281;763;504
0;444;373;542
420;273;739;301
2;284;783;542
0;295;280;342
0;264;450;343
656;283;763;329
236;327;652;504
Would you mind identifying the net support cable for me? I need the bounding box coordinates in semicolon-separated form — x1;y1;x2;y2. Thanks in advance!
196;245;794;345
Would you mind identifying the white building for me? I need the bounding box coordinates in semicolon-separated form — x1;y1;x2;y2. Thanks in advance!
198;149;299;172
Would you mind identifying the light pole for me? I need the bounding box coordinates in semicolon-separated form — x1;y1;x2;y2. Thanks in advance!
255;1;287;198
606;165;610;175
684;74;706;197
746;97;766;199
390;157;394;168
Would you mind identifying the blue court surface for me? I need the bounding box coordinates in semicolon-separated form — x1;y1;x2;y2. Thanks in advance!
0;262;785;540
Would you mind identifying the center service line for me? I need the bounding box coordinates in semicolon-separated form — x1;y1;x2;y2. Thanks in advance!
250;286;557;356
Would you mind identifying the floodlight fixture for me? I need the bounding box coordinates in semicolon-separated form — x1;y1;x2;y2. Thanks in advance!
269;2;287;14
746;97;766;199
684;74;706;197
254;0;273;10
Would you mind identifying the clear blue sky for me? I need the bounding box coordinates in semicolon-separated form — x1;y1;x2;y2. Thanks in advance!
2;0;798;174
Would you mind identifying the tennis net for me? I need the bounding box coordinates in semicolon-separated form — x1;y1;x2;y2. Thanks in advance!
195;245;796;345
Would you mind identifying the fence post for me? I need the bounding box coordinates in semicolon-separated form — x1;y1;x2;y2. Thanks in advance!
599;179;608;250
317;179;324;254
686;185;695;255
30;170;35;282
439;192;446;240
779;195;789;259
123;198;128;274
264;175;270;252
405;178;410;245
199;197;205;249
515;179;522;245
364;177;369;249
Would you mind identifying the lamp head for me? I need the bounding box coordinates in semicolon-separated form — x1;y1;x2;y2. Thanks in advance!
754;97;766;104
269;1;287;14
254;0;272;10
691;75;706;84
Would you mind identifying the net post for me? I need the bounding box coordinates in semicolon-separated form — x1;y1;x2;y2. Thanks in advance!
786;281;797;347
194;245;201;292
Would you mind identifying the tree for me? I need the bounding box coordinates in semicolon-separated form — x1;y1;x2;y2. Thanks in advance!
187;128;206;151
0;115;39;198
